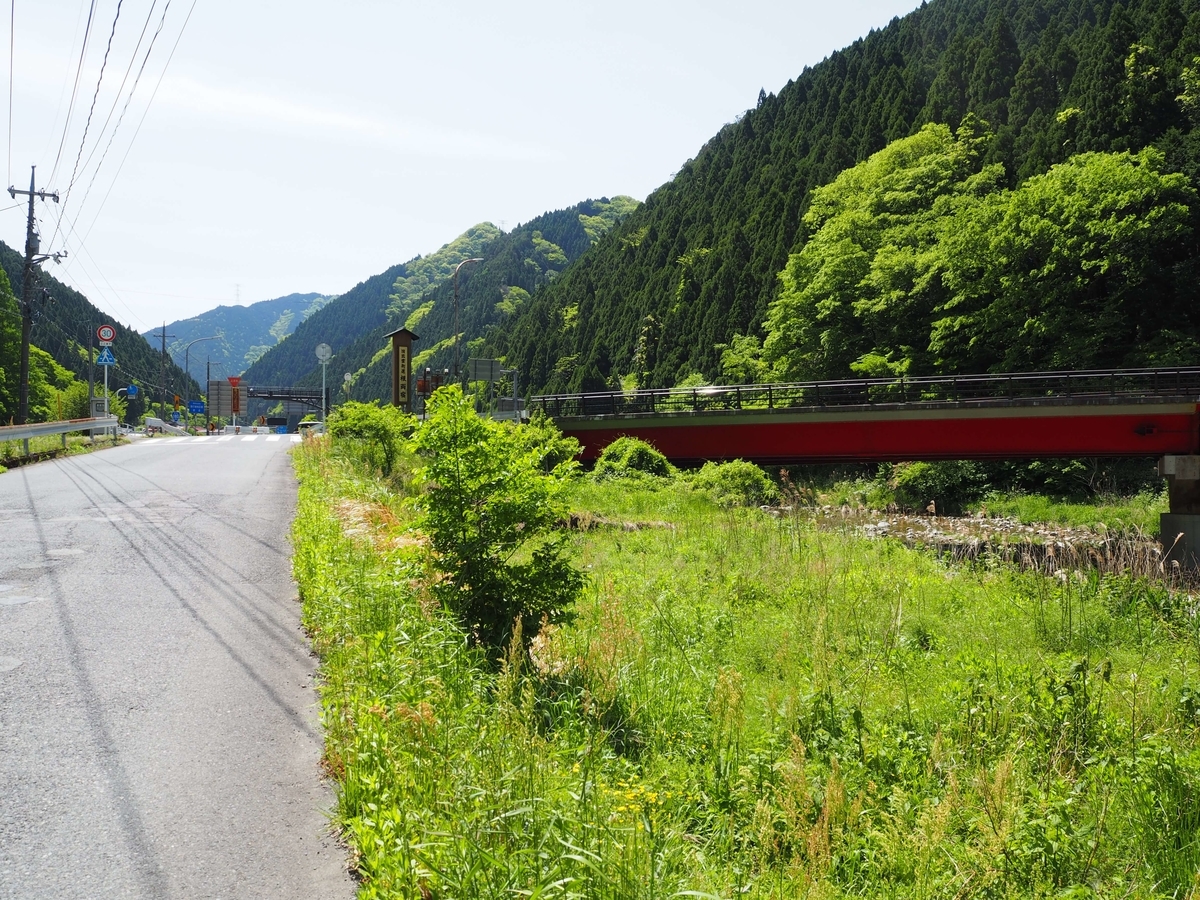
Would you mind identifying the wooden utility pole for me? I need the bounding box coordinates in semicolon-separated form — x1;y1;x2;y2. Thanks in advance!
8;166;65;424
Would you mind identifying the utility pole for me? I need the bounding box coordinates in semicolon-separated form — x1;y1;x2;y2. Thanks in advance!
8;166;65;424
157;322;175;419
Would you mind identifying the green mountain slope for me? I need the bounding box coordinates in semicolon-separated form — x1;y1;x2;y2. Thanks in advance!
147;292;330;382
244;199;636;401
484;0;1200;394
327;198;637;403
241;225;500;388
0;240;196;421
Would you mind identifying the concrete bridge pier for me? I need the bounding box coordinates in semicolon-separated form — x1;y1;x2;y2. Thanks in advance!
1159;455;1200;568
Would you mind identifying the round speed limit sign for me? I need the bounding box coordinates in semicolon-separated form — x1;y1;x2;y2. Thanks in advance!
97;324;116;344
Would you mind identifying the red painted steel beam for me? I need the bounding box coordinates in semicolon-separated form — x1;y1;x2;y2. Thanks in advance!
561;402;1200;463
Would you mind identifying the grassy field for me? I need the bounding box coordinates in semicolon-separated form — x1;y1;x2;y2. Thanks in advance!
969;490;1169;534
294;439;1200;898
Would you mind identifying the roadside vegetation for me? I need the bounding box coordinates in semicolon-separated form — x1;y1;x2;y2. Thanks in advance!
0;431;126;470
294;399;1200;898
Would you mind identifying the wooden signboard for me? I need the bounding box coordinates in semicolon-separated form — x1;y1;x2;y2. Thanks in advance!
384;328;418;413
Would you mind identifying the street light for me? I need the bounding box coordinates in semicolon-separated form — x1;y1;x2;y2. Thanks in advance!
183;336;218;429
453;257;483;387
316;343;332;423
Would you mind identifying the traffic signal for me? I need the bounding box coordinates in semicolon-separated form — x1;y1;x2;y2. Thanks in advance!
173;395;180;410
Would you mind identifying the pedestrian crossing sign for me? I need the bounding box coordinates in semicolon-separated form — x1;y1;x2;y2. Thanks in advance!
96;347;116;366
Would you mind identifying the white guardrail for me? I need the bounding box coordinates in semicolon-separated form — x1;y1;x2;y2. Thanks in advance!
0;416;119;445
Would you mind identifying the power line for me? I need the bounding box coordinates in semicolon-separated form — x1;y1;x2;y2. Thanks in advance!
52;0;124;248
74;0;159;193
77;0;196;248
71;0;170;234
46;206;150;332
49;0;98;186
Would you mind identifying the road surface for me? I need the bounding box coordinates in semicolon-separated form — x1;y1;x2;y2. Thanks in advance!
0;435;355;898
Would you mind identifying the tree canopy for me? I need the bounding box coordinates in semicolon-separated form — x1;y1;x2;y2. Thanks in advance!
740;121;1197;382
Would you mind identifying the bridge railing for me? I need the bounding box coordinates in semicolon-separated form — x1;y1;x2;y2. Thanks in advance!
530;367;1200;419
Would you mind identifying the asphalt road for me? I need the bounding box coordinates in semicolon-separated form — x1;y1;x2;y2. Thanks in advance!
0;435;355;899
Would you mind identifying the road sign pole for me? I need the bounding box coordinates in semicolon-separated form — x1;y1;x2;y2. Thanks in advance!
104;361;109;437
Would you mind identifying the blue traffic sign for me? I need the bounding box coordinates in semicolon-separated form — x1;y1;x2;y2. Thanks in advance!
171;411;180;423
188;400;205;414
96;347;116;366
125;383;139;397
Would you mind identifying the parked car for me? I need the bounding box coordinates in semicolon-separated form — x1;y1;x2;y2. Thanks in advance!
297;421;325;435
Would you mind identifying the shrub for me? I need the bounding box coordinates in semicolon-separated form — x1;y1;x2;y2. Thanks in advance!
889;459;986;513
593;436;674;480
412;386;584;651
691;460;780;507
517;411;583;473
327;401;413;475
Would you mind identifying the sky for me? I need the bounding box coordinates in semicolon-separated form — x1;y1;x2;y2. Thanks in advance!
4;0;922;331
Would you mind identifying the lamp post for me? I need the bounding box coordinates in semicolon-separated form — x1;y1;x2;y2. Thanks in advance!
183;336;218;429
453;257;483;387
316;343;332;423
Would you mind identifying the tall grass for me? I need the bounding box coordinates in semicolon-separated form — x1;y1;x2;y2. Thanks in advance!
295;440;1200;898
970;489;1169;534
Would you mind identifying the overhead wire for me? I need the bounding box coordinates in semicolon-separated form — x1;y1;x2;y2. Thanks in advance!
46;200;149;331
10;0;202;390
78;0;196;247
14;267;187;397
52;0;124;248
70;0;171;238
73;0;159;195
50;0;99;185
41;0;200;331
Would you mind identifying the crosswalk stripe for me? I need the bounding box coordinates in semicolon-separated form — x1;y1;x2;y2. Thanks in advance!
138;434;295;446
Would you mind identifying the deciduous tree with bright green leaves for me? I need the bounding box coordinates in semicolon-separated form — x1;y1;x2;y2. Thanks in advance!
746;123;1197;383
412;386;584;652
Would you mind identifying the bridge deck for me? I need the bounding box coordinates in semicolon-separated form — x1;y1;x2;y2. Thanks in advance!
531;367;1200;463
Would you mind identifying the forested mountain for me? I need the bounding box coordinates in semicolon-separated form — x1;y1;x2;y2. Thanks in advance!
243;198;636;400
240;225;500;388
325;198;637;403
0;239;195;422
148;292;330;383
482;0;1200;394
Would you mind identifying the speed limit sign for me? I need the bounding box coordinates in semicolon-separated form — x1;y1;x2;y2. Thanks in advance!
97;324;116;345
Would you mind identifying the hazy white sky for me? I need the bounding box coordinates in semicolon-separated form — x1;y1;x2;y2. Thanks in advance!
4;0;920;329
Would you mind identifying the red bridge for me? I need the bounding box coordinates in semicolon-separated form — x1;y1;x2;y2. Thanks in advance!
529;368;1200;464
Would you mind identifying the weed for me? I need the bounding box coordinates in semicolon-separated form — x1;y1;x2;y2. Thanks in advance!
295;434;1200;899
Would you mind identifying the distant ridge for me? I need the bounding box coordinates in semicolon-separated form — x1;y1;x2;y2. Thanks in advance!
149;292;330;383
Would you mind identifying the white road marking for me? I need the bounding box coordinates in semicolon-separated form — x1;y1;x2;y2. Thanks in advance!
241;436;258;442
